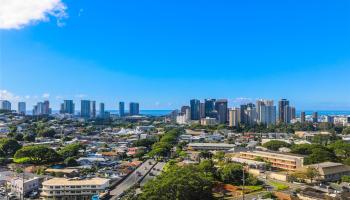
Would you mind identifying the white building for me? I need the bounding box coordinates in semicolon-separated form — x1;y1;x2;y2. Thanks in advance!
10;177;40;198
41;177;110;200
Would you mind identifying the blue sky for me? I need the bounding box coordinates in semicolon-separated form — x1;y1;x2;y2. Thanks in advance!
1;0;350;110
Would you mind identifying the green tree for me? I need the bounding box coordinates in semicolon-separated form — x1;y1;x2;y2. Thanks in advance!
139;165;214;200
263;140;291;151
0;139;22;157
23;133;36;142
342;127;350;135
198;159;216;175
218;163;244;185
304;148;337;164
327;140;350;159
14;133;24;141
291;144;317;155
305;167;320;183
58;143;84;158
64;157;78;167
342;175;350;183
38;128;56;138
14;145;61;164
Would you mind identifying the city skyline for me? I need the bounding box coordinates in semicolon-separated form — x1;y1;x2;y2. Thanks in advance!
1;0;350;110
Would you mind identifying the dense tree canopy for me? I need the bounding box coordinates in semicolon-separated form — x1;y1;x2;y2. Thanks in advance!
263;140;291;151
0;139;22;157
14;145;61;164
58;143;84;158
148;128;183;158
139;165;214;200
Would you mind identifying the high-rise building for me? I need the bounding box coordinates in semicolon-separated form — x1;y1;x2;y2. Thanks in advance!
256;100;275;125
278;99;290;123
33;101;51;115
81;100;91;118
61;100;75;114
312;112;318;123
260;106;276;125
43;101;51;115
229;107;241;127
181;106;190;114
283;105;295;124
0;100;11;111
215;99;228;124
18;102;26;115
325;116;334;123
199;102;205;119
129;102;140;116
190;99;200;120
300;111;306;123
90;101;96;118
99;103;105;118
204;99;216;117
241;103;257;125
119;102;125;117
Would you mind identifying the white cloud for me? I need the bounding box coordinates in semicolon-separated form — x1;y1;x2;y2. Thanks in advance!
42;93;50;98
232;97;253;104
74;94;87;99
78;8;84;17
0;90;20;101
0;0;68;29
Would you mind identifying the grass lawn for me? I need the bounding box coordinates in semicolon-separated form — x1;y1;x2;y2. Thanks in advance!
269;181;289;191
244;186;263;191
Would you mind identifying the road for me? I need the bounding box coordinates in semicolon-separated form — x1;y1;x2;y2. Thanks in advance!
109;159;156;199
140;162;166;187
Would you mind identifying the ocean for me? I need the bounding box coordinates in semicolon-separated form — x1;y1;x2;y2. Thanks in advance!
26;110;350;117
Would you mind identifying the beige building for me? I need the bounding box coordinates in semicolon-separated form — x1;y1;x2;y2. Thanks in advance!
188;143;235;151
41;177;109;200
307;162;350;182
229;108;240;127
200;117;217;126
239;151;304;171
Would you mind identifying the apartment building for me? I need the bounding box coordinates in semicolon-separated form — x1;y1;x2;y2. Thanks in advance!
10;177;40;198
188;143;235;151
41;177;110;200
239;151;304;171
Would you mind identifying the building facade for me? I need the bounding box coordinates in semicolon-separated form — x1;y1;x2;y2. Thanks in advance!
80;100;91;118
0;100;11;111
215;99;228;124
129;102;140;116
119;101;125;117
40;178;109;200
18;102;26;115
239;151;304;171
190;99;200;120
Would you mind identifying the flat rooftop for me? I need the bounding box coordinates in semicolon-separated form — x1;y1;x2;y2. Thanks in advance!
241;151;304;160
308;162;344;168
188;143;235;148
43;177;109;186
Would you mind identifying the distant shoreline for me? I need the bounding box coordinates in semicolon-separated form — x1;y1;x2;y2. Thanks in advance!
23;110;350;117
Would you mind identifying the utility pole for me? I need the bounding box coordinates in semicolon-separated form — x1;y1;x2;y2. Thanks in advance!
242;165;245;200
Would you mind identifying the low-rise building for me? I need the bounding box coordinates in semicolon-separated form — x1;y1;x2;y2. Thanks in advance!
10;177;40;198
187;143;235;151
307;162;350;182
239;151;304;171
41;177;110;200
